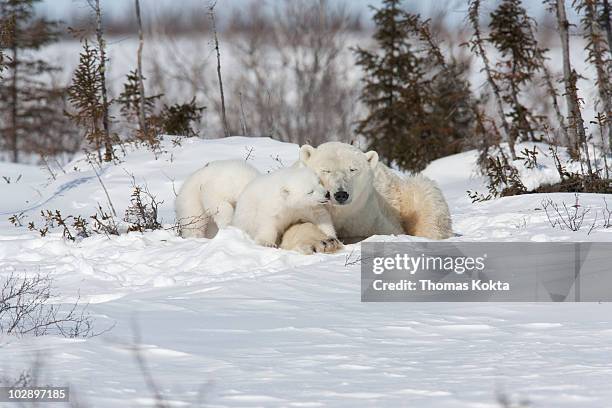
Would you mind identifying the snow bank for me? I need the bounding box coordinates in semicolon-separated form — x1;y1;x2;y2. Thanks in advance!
1;137;612;407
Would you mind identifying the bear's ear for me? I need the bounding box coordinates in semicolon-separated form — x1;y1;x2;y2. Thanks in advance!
365;150;379;169
299;145;315;163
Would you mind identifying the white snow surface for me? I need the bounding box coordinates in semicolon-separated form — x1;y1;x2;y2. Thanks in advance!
1;137;612;407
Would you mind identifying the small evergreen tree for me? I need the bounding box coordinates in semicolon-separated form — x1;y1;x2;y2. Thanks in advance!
428;60;476;160
577;0;612;150
117;70;161;124
0;0;64;162
66;40;118;162
0;15;12;79
91;0;113;162
117;70;163;148
117;1;206;149
488;0;548;158
355;0;474;171
157;99;205;137
65;0;116;162
118;72;204;139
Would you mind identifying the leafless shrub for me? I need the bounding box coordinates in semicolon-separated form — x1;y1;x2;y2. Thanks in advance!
584;197;612;234
174;213;208;237
209;1;229;138
23;207;122;239
124;184;163;233
145;32;211;115
1;354;41;394
9;212;26;227
468;152;527;203
496;389;531;408
88;157;118;216
27;209;91;241
512;216;529;230
2;328;211;407
0;273;95;338
90;204;120;236
130;320;171;408
13;177;166;239
602;197;612;228
4;369;34;388
270;154;285;169
518;146;539;169
227;0;359;144
243;146;254;161
541;194;590;231
344;249;361;267
2;174;21;184
128;320;212;407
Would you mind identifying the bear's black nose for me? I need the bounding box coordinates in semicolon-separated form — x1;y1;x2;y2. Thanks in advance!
334;190;349;203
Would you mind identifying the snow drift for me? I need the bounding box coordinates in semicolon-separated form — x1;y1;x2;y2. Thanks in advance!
0;136;611;407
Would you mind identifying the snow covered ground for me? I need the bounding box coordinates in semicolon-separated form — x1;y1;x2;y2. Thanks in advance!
1;137;612;407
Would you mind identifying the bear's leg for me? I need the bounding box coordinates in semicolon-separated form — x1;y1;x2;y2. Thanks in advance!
212;201;235;229
311;209;337;238
280;223;343;254
253;223;280;248
397;175;453;239
176;186;209;238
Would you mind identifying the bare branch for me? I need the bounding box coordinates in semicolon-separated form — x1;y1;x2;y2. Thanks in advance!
135;0;149;138
208;1;230;137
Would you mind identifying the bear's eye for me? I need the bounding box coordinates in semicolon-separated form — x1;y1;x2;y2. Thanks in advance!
321;170;331;174
350;168;358;172
308;190;314;195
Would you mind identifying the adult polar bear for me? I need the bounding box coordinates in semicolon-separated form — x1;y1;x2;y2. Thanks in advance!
280;142;452;251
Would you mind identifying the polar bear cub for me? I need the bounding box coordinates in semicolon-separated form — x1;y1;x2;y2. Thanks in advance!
176;160;260;238
232;167;337;248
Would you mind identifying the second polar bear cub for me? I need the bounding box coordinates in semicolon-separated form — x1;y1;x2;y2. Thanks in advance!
232;167;337;248
175;160;260;238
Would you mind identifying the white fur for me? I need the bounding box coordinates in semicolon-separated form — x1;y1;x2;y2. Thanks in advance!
232;167;336;247
279;222;343;254
295;142;453;244
175;160;260;238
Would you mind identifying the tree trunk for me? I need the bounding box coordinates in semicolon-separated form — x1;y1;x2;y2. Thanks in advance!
209;2;229;138
10;35;18;163
555;0;590;174
94;0;113;161
600;0;612;151
469;0;515;159
585;0;612;155
542;64;568;144
135;0;147;138
603;0;612;56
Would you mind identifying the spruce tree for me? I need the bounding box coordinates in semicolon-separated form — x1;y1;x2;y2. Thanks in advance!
0;15;12;79
0;0;63;162
66;40;117;162
157;99;205;137
117;70;160;125
66;0;119;162
355;0;474;171
91;0;113;162
118;72;204;139
488;0;548;157
117;70;163;148
577;0;612;151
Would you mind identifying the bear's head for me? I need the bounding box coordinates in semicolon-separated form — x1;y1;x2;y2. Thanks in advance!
280;167;331;209
299;142;378;206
